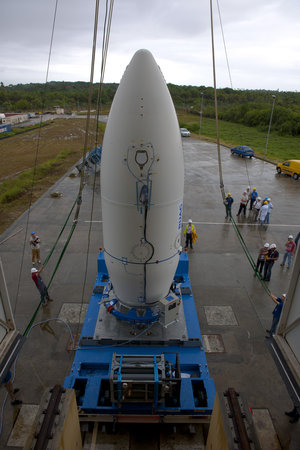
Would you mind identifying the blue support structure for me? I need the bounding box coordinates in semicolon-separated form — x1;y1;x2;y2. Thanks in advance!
76;145;102;172
64;251;215;423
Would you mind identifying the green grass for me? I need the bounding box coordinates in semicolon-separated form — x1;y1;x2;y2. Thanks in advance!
98;122;106;133
178;114;300;162
0;149;72;204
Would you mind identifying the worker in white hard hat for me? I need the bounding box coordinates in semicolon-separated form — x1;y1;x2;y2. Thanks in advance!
266;292;286;338
252;196;262;222
255;242;269;276
281;235;296;269
258;200;269;226
245;186;251;203
265;197;273;225
183;219;197;250
263;243;279;281
236;191;248;217
31;266;53;306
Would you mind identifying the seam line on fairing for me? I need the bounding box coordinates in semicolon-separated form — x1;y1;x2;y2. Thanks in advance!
103;249;179;265
101;195;183;208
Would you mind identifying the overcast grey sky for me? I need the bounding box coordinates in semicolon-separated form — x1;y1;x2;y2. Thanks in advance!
1;0;300;91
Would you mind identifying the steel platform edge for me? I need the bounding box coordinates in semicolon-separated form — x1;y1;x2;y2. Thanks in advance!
64;251;216;423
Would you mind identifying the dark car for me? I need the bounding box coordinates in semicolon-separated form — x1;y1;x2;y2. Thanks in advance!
231;145;254;158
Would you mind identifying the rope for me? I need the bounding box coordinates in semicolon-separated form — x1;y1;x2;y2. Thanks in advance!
210;0;225;202
13;0;60;315
228;212;271;295
73;0;100;224
42;197;77;267
76;0;115;336
210;0;270;296
23;221;77;337
23;0;114;338
216;0;248;182
216;0;233;90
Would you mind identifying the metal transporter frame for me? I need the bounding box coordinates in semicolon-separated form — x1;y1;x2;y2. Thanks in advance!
64;251;215;424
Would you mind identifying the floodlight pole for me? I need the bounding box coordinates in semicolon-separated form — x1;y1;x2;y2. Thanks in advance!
199;91;204;136
264;95;276;158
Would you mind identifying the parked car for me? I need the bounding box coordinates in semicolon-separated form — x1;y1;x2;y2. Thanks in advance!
276;159;300;180
231;145;254;158
180;128;190;137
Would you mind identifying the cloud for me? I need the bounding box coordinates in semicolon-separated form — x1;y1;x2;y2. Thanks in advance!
1;0;299;91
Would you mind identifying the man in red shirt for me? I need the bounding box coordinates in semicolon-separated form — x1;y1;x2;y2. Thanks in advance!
280;235;296;269
31;267;53;305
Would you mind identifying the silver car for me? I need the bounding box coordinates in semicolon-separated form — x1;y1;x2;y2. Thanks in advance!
180;127;190;137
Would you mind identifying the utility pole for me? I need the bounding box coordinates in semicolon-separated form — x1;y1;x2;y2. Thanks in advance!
264;94;276;158
199;91;204;137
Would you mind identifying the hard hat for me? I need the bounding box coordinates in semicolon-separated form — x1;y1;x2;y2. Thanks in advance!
264;243;270;248
257;197;261;200
227;193;231;196
253;187;256;190
31;268;38;273
243;191;247;194
31;232;35;235
288;235;293;239
264;196;268;199
247;186;250;189
282;293;287;298
188;219;192;223
263;201;268;204
269;243;276;249
267;197;271;201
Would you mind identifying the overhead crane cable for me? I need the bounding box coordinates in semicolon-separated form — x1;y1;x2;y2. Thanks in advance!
94;0;115;146
23;0;102;336
215;1;252;191
42;197;77;268
23;0;114;338
73;0;101;224
210;0;270;295
76;0;115;337
13;0;60;316
216;0;233;89
215;0;245;147
210;0;225;200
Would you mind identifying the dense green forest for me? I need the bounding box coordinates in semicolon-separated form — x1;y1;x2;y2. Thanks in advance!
1;81;300;137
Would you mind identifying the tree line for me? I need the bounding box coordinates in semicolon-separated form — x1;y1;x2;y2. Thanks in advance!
1;81;300;137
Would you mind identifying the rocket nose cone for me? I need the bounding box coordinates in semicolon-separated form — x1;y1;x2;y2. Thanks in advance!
132;49;154;60
124;49;158;77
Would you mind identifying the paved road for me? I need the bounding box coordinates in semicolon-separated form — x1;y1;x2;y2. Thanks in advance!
0;137;299;448
14;113;108;127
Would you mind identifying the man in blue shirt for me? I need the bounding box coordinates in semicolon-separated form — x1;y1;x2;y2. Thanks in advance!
265;292;286;337
224;193;234;218
249;187;258;210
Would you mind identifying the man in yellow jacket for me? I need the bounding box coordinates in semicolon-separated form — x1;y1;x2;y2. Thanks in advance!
184;219;197;250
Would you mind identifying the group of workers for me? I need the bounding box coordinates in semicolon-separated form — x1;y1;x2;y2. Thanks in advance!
225;187;274;226
183;215;299;423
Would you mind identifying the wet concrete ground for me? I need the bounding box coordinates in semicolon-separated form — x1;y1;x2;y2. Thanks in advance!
0;137;299;448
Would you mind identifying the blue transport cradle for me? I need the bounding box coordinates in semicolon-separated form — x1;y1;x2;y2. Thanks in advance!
64;251;215;423
76;145;102;172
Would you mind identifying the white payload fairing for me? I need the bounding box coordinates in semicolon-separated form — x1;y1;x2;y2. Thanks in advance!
101;49;184;311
